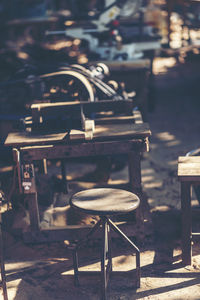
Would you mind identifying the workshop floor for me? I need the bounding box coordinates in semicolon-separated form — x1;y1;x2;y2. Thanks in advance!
1;52;200;300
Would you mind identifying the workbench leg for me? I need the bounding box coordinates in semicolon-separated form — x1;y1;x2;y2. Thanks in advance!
13;148;23;194
181;182;192;266
38;159;48;174
61;159;68;194
137;70;149;122
128;151;142;193
26;193;40;231
42;159;48;174
128;151;143;224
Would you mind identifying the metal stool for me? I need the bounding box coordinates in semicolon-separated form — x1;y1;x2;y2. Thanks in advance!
70;188;140;300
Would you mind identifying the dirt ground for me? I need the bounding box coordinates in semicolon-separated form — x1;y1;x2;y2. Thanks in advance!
1;52;200;300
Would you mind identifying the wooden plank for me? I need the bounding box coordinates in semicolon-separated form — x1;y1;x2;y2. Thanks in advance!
31;99;134;116
89;59;151;71
178;156;200;163
6;16;58;26
95;115;135;125
5;121;150;147
94;109;142;125
178;164;200;176
19;140;146;162
4;130;85;147
93;123;151;141
32;102;82;117
178;156;200;180
31;101;80;109
178;176;200;182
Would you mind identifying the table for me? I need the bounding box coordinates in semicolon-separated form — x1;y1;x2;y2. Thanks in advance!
5;110;151;243
178;156;200;265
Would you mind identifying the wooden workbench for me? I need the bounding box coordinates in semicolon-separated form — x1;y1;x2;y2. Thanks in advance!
178;156;200;265
5;109;151;243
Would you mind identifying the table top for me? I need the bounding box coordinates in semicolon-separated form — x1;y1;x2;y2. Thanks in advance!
5;122;151;147
178;156;200;182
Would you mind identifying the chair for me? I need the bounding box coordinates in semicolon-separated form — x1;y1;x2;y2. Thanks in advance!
70;188;140;300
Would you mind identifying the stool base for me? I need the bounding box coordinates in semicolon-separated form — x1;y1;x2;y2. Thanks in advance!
72;216;140;300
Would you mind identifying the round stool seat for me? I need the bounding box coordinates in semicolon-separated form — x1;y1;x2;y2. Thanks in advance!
70;188;140;216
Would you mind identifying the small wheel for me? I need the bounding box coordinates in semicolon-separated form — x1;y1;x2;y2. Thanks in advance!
40;70;95;102
96;63;110;77
107;80;119;91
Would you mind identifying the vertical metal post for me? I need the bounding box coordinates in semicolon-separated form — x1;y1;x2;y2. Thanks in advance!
107;224;112;272
101;217;107;300
135;249;141;288
72;247;79;286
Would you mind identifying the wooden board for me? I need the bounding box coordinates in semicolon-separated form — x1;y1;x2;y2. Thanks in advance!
95;110;143;125
5;122;150;147
93;122;150;141
95;115;136;125
6;16;58;26
4;130;85;147
178;156;200;163
31;99;134;117
89;59;151;71
178;156;200;181
18;140;147;162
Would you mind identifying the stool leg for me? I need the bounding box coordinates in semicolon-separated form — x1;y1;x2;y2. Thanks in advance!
108;219;140;288
101;218;112;300
72;219;102;287
101;218;107;300
107;224;112;272
72;247;80;287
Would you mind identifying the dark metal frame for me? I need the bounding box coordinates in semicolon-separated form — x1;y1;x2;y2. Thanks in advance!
72;216;140;300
